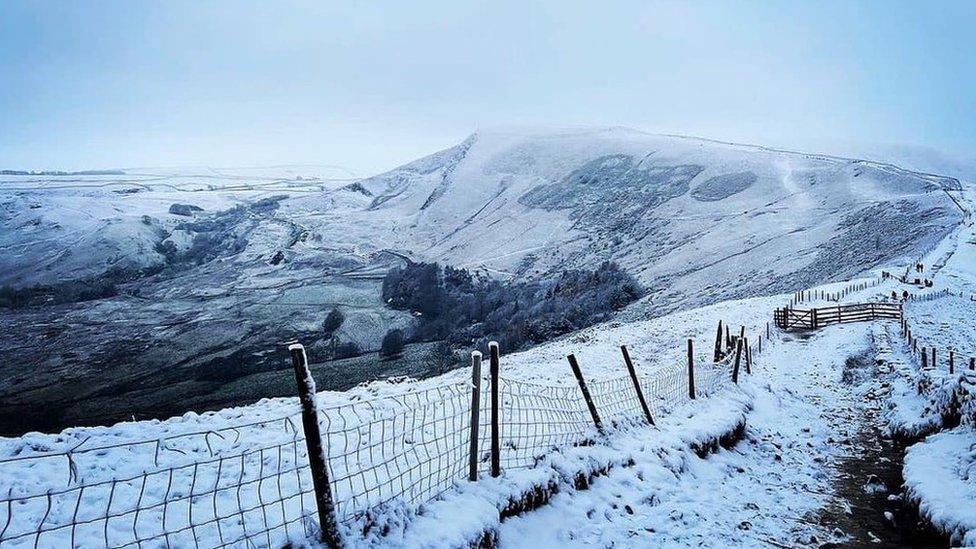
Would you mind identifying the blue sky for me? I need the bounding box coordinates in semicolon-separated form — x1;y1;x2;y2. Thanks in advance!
1;1;973;175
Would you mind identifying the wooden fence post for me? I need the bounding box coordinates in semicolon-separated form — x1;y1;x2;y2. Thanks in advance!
811;308;818;329
758;335;762;354
921;347;928;369
713;320;724;362
766;321;770;339
744;337;752;375
567;354;604;434
970;357;974;371
489;341;501;478
932;347;937;369
468;351;482;482
687;339;696;399
949;350;954;375
621;345;654;425
288;344;341;548
732;339;743;384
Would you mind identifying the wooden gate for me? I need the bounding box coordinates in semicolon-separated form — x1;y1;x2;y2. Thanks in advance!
774;302;902;331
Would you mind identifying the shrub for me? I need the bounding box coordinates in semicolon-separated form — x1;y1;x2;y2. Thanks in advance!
323;307;345;334
380;329;405;359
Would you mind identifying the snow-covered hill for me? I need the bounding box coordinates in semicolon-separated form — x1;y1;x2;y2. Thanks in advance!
0;128;965;435
286;127;962;313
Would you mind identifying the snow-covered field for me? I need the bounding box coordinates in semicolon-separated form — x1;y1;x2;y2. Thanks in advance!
1;136;974;547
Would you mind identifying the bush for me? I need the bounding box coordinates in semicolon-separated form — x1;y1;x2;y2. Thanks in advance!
334;341;361;360
323;307;345;334
380;329;405;359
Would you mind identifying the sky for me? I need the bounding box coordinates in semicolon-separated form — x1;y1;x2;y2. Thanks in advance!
1;1;974;176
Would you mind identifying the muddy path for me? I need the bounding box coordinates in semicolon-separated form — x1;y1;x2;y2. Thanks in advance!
817;350;948;548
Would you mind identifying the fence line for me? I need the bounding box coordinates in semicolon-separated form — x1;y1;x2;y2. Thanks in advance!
787;278;881;308
0;323;765;548
0;407;316;548
900;296;975;377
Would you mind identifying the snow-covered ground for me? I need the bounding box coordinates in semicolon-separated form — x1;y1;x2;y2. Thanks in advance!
497;323;877;548
1;139;974;547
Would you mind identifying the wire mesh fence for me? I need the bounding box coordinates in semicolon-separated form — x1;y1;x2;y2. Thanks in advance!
0;408;316;548
315;380;486;530
0;335;749;548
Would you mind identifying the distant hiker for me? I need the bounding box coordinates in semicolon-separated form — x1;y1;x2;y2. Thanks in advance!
891;291;897;300
902;290;909;300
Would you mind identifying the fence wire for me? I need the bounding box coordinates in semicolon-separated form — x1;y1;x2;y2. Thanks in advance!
0;408;315;549
1;344;741;547
315;380;485;530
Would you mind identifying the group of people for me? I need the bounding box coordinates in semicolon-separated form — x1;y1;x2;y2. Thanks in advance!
888;262;935;301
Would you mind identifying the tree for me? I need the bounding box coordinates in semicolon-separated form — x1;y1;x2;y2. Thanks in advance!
334;341;361;360
380;329;405;359
323;307;344;334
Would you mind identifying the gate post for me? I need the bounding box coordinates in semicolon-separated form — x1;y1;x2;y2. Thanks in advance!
288;344;341;548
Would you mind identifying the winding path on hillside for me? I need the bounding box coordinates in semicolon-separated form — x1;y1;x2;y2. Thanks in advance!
495;323;914;547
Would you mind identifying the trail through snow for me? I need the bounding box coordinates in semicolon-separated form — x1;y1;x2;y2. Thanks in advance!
497;323;892;547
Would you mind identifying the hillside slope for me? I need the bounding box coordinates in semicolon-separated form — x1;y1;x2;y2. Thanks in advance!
288;127;962;314
0;129;964;434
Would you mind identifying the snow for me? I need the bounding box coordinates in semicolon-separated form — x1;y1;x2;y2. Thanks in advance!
495;322;877;548
0;136;974;547
904;428;976;545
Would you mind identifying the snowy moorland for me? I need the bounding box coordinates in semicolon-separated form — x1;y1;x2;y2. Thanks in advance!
1;133;974;547
0;129;964;436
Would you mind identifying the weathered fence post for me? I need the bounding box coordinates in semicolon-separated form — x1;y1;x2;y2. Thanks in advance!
921;347;928;369
713;320;724;362
567;354;604;434
766;321;770;339
744;338;752;375
468;351;482;482
687;339;696;399
949;350;955;375
758;335;762;354
621;345;654;425
732;339;743;384
811;308;818;329
288;343;341;548
489;341;501;478
970;357;975;371
932;347;937;369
